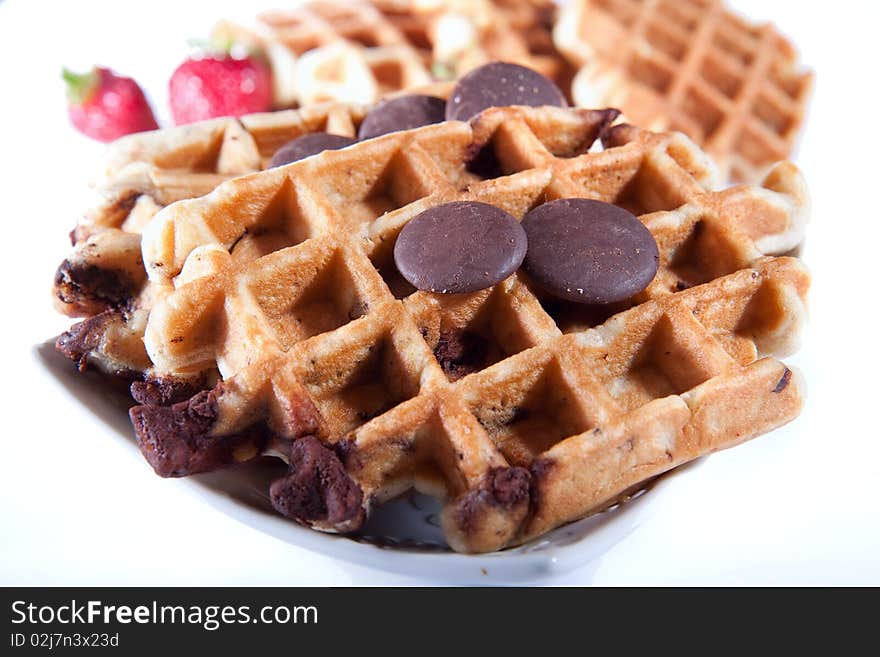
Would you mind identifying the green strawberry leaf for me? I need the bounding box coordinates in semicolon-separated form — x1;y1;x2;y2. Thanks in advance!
187;34;265;61
62;67;99;105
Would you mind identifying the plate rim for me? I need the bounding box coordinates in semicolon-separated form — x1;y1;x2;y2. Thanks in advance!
34;340;688;583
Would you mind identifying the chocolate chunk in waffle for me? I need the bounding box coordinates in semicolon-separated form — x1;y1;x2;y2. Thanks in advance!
54;102;369;382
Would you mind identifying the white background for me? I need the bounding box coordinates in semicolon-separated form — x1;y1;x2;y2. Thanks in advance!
1;0;878;585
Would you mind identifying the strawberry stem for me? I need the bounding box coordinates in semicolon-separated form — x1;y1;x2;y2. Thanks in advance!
187;35;236;56
187;34;262;61
62;67;99;105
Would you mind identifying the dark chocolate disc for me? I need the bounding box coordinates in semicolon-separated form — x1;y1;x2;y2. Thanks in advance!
269;133;357;168
445;62;566;122
521;198;659;304
394;201;527;294
358;95;446;140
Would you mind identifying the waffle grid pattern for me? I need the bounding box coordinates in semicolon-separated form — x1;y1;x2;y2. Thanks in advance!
134;107;809;552
77;102;369;241
217;0;567;108
368;0;564;80
255;1;434;104
53;102;370;381
556;0;813;182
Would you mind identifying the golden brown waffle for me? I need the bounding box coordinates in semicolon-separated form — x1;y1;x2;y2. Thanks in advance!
368;0;565;81
71;102;369;244
554;0;813;182
219;2;431;106
131;106;809;552
214;0;569;108
53;101;369;381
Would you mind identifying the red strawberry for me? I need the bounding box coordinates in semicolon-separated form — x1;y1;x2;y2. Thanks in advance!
63;67;159;142
168;51;272;125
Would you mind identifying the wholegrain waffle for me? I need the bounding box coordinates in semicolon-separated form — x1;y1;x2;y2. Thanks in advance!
214;0;569;108
130;105;809;552
554;0;813;182
54;101;369;381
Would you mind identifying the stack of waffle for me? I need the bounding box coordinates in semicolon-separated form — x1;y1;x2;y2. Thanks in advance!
213;0;570;107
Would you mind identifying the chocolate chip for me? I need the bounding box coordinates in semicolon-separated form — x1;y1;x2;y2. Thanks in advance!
130;374;206;406
269;436;364;525
394;201;527;294
488;467;531;507
433;330;490;380
445;62;566;122
268;133;357;168
453;466;531;534
56;310;119;371
129;388;267;477
54;260;136;315
357;94;446;140
773;367;792;393
521;198;659;304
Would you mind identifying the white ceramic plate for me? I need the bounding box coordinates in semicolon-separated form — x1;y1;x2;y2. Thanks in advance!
35;341;699;583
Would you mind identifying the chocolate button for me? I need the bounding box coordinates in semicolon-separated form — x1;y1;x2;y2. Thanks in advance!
394;201;527;294
445;62;566;122
358;95;446;140
521;199;659;304
269;133;356;168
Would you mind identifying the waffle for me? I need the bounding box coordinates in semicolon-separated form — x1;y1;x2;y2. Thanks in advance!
54;101;369;381
216;2;431;107
213;0;569;108
367;0;565;81
554;0;813;182
131;105;809;552
70;102;369;245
